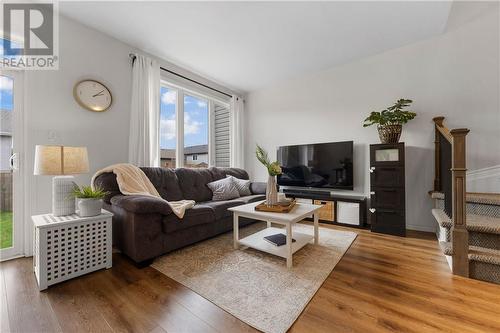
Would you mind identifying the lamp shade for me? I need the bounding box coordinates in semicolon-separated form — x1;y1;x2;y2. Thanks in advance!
34;145;89;175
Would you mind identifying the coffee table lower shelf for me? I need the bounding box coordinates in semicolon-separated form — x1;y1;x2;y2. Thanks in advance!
237;227;314;259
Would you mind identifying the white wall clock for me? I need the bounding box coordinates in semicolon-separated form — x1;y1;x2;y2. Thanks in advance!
73;79;112;112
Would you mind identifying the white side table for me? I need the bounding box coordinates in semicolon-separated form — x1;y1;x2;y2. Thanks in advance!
32;210;113;290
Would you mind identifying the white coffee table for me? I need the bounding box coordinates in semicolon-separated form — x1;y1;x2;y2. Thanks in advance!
228;201;322;268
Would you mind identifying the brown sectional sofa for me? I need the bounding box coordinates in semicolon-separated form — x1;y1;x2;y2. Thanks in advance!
94;167;266;266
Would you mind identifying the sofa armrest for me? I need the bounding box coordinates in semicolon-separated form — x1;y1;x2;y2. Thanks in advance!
250;181;267;195
110;195;173;216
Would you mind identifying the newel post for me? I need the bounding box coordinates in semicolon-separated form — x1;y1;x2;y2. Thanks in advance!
433;117;445;192
450;128;469;277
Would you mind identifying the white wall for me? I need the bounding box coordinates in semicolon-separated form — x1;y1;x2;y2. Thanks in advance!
24;15;132;212
245;9;499;232
467;165;500;193
22;16;133;253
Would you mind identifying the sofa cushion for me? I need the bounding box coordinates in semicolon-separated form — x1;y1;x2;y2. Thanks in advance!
93;172;121;204
110;195;173;215
141;167;184;201
250;182;267;195
207;177;240;201
198;200;245;220
175;168;215;202
209;167;249;181
236;194;266;204
162;204;215;233
226;175;252;196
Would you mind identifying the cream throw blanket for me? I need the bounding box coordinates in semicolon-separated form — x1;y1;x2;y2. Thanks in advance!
91;163;195;219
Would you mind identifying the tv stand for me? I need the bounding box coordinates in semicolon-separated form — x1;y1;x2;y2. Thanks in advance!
284;189;367;228
283;189;330;197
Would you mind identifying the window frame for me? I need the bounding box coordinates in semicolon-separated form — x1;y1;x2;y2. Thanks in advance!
160;79;230;168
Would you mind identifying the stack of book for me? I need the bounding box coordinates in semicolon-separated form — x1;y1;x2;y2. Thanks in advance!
263;233;296;246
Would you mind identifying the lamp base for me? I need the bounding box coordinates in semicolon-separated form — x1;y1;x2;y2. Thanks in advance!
52;176;77;216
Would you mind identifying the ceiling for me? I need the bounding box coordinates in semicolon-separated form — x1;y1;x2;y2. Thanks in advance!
59;1;453;93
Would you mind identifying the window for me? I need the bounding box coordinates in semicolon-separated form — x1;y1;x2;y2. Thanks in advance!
184;94;208;168
160;86;177;168
0;76;14;111
159;81;230;168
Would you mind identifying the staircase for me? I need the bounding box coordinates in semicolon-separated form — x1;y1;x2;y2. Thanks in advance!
430;191;500;284
430;117;500;284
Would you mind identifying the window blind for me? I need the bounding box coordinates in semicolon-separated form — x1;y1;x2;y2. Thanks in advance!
213;103;230;167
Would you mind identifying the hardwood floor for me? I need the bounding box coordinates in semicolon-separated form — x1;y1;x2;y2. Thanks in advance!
2;224;500;333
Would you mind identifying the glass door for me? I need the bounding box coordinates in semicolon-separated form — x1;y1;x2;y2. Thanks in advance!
0;71;24;260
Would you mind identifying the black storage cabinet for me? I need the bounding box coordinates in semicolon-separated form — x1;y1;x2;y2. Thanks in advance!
369;143;406;236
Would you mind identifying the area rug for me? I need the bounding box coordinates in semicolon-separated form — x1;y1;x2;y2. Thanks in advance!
151;222;357;333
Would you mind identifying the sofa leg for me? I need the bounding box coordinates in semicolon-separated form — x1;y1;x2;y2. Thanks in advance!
134;258;154;268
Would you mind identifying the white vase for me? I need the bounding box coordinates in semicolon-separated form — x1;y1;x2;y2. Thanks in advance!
77;198;103;217
266;175;278;206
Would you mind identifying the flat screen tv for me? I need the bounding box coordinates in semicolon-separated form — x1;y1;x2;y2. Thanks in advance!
277;141;353;190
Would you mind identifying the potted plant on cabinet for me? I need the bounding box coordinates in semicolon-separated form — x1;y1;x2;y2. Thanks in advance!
256;144;282;206
72;185;108;217
363;98;417;144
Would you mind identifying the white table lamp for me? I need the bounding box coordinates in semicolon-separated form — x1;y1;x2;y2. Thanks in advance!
34;145;89;216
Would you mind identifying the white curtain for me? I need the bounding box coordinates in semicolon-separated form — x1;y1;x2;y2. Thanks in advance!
129;54;160;166
230;96;245;168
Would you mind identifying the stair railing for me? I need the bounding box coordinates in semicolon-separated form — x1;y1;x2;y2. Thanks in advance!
432;116;470;277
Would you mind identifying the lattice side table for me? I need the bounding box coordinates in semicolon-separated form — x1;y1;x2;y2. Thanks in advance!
32;210;113;290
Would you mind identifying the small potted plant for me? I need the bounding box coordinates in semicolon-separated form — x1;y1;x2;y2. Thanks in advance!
256;144;282;206
363;98;416;143
72;185;108;217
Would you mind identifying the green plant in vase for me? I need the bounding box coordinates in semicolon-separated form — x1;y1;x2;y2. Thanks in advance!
71;185;108;199
363;98;416;143
256;144;282;206
72;185;108;217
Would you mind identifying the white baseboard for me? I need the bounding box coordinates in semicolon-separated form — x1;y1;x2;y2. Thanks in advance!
467;165;500;193
444;254;453;271
406;224;435;233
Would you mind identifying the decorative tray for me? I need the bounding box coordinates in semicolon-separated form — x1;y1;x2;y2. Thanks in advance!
255;199;296;213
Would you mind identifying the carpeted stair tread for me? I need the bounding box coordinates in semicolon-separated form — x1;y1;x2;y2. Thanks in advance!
439;241;453;256
432;209;453;228
431;208;500;234
469;246;500;265
438;242;500;265
430;191;500;206
467;214;500;234
430;191;445;200
467;193;500;206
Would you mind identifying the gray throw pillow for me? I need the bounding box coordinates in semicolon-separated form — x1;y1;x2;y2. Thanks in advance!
207;177;240;201
226;175;252;196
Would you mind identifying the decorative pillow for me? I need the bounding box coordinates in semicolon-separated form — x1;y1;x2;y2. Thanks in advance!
226;175;252;196
207;177;240;201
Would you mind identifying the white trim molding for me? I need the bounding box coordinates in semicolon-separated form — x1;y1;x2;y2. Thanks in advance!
467;165;500;193
406;224;436;233
0;71;26;261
